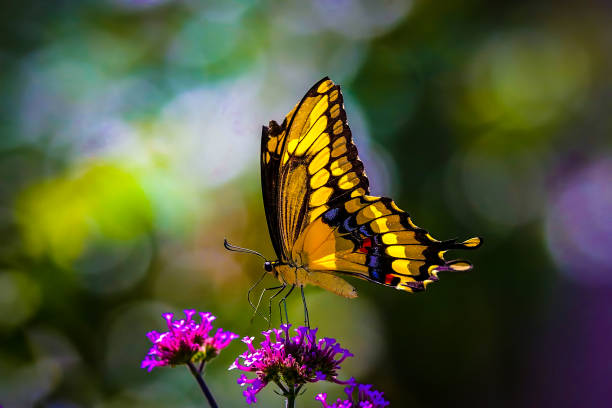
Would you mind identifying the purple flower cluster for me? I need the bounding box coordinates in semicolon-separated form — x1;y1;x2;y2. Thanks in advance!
142;309;238;372
316;380;390;408
229;324;354;404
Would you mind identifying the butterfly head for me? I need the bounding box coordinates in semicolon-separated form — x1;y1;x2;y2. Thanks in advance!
263;260;282;278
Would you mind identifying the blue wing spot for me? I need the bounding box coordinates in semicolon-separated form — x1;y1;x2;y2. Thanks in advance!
343;216;359;232
369;268;386;282
370;246;385;256
366;255;381;268
359;225;373;237
323;208;340;224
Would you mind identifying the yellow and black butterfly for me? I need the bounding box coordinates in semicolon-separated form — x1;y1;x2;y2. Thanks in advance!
226;77;481;324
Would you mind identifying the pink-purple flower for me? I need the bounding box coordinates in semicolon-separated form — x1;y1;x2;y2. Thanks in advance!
142;309;238;372
316;380;390;408
229;324;354;404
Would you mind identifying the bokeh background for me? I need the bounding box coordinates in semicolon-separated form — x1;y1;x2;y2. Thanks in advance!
1;0;611;407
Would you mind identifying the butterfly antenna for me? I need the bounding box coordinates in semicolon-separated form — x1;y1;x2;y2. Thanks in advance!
224;238;268;261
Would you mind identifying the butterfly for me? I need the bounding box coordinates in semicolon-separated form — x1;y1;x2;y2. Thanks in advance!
226;77;481;323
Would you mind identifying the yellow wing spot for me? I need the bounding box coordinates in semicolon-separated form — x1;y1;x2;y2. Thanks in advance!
386;245;427;259
301;116;327;151
407;217;419;229
330;157;351;176
330;104;340;118
351;188;366;198
317;80;333;94
309;96;329;124
382;233;398;245
297;117;328;156
333;120;343;135
461;237;482;248
391;259;411;275
447;261;472;272
282;151;290;165
309;205;328;222
370;215;401;233
423;279;435;288
438;250;447;258
331;143;347;158
392;259;425;276
287;138;299;154
265;151;270;163
329;89;339;102
386;246;405;258
371;217;389;233
332;136;346;149
338;172;359;190
310;168;330;189
308;147;330;175
267;136;278;153
425;233;439;242
345;197;366;214
356;202;392;225
305;133;330;156
310;186;334;207
382;231;417;245
364;196;379;202
329;156;349;170
390;201;403;212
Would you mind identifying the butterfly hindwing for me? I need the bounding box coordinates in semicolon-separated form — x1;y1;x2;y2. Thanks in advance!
295;194;482;293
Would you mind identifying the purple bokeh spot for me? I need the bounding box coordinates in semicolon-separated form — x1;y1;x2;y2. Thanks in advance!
546;158;612;286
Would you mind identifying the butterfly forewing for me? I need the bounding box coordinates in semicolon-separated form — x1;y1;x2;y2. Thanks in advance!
261;77;369;262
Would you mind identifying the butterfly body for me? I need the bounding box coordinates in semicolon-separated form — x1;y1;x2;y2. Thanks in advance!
272;263;358;299
260;77;482;298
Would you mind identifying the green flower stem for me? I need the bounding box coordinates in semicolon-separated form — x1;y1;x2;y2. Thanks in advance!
285;393;295;408
284;385;300;408
187;361;219;408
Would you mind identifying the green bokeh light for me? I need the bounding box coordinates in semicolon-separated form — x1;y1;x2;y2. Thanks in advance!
16;162;153;265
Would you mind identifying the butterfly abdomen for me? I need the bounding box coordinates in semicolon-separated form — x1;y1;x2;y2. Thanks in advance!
275;263;357;298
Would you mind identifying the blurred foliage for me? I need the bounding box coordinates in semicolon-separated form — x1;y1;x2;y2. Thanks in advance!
1;0;611;407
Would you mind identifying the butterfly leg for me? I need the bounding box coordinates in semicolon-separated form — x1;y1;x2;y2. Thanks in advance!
279;284;296;324
267;284;287;329
251;285;283;324
247;271;268;312
301;285;310;328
